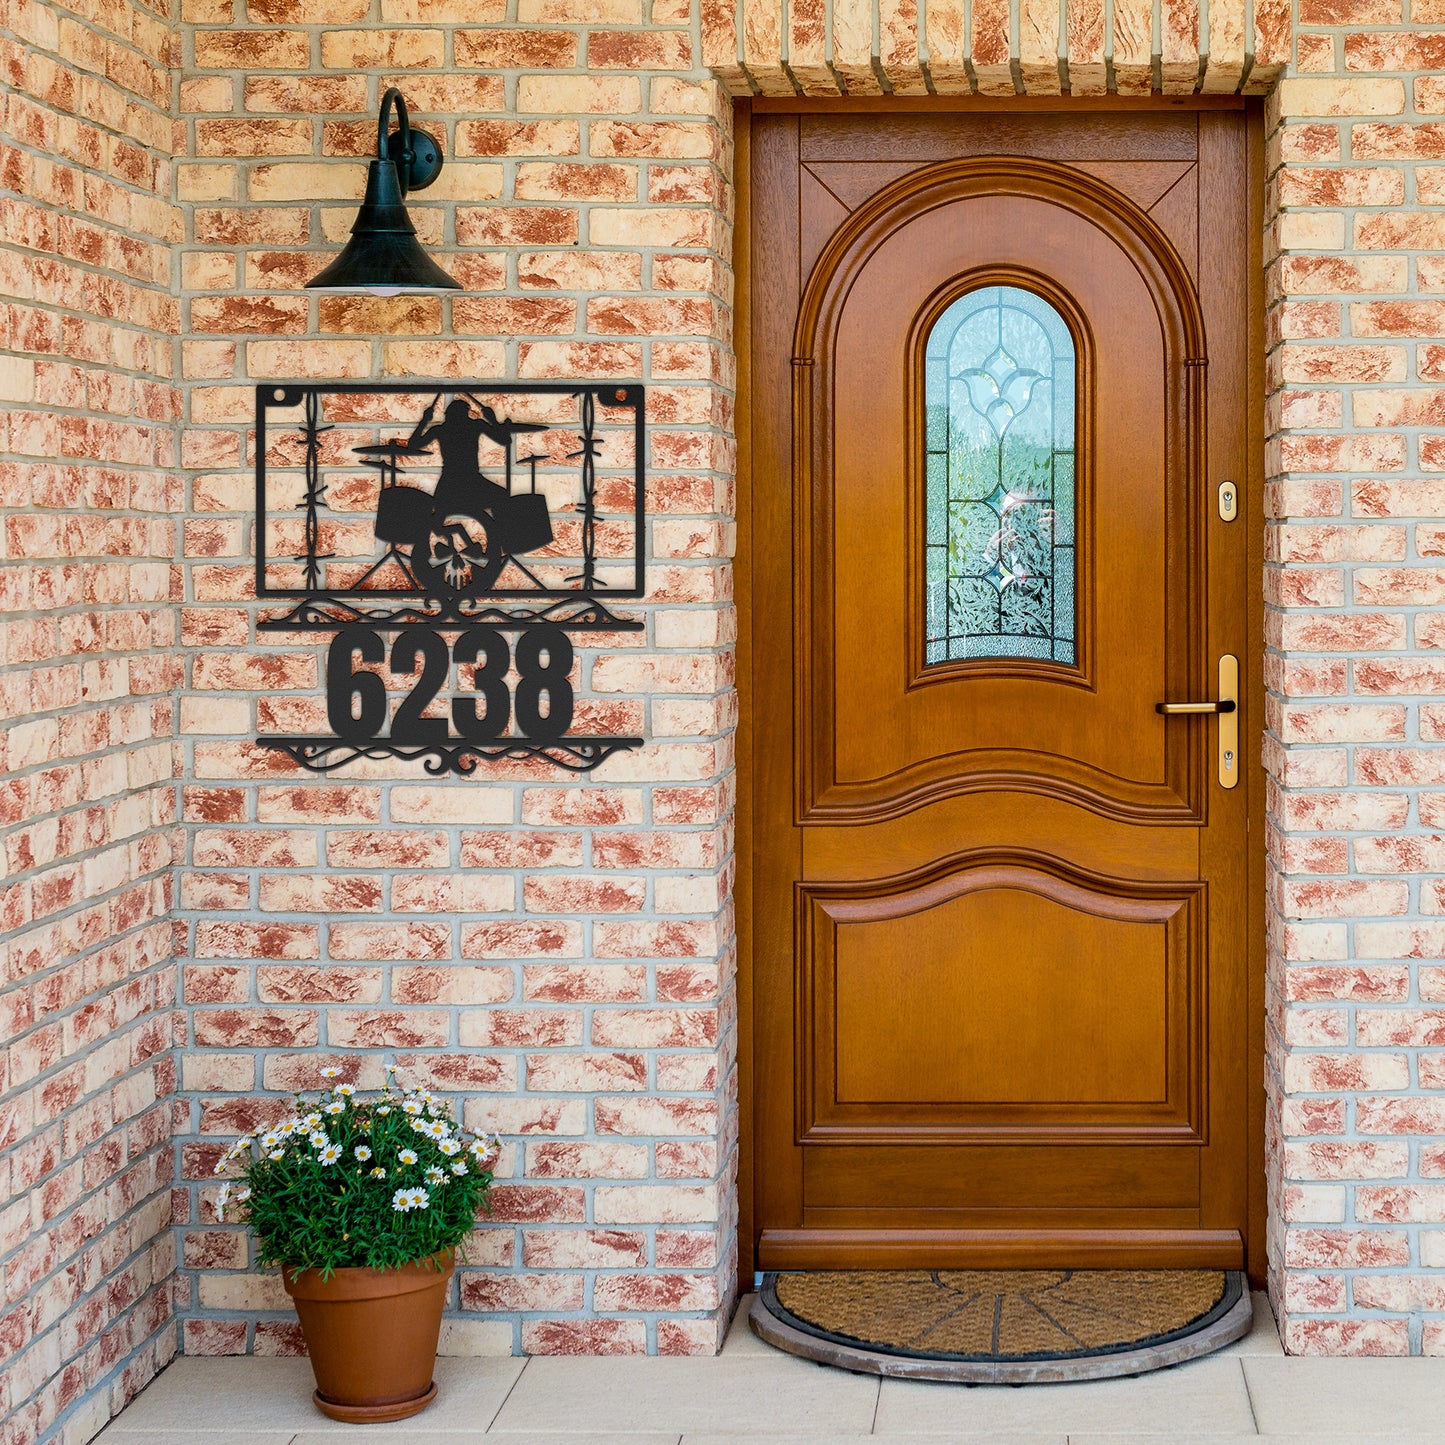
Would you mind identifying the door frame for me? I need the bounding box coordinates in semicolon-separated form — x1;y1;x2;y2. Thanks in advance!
734;96;1268;1286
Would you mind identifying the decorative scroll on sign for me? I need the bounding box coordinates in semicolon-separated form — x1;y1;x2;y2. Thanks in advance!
253;382;645;775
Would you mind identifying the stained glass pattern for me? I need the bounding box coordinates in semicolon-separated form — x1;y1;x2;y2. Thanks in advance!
924;286;1077;666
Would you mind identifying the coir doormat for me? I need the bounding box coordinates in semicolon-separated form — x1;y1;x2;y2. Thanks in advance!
750;1269;1251;1383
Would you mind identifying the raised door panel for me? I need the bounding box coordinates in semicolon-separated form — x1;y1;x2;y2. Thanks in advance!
797;860;1203;1146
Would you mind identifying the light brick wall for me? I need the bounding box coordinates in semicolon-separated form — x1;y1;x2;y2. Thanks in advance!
1264;4;1445;1357
0;0;184;1441
172;0;740;1361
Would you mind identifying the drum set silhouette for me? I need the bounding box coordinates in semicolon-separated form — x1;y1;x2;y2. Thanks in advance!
355;390;554;599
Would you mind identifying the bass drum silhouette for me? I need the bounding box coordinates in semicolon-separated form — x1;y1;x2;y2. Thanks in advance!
372;476;555;599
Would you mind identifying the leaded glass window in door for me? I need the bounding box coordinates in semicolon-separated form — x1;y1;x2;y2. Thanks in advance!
924;285;1077;665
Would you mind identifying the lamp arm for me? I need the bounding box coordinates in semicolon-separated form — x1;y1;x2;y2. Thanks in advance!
377;87;412;194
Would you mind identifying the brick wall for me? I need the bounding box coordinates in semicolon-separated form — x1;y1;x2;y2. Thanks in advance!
171;0;740;1360
19;1;1445;1436
1265;6;1445;1357
0;0;183;1440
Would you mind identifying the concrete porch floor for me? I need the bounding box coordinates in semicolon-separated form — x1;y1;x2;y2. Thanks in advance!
96;1293;1445;1443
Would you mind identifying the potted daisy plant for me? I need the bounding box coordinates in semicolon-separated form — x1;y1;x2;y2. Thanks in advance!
213;1066;500;1423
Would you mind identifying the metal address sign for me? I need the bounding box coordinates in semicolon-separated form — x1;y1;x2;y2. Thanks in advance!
253;382;645;775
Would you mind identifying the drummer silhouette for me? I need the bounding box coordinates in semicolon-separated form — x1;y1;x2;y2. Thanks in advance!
383;395;553;597
407;397;509;515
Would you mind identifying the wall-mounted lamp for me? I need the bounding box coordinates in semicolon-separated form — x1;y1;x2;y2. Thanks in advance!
306;87;460;296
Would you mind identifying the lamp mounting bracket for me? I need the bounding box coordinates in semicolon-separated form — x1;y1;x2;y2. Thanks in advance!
385;125;442;194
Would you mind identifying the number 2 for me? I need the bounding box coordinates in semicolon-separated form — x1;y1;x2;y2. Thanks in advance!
389;629;450;745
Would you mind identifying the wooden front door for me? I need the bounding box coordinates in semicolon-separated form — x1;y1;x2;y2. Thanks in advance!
746;106;1261;1272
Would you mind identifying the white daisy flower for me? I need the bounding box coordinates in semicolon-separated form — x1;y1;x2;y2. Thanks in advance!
425;1166;445;1186
324;1100;344;1116
386;1063;399;1074
450;1161;468;1176
426;1120;448;1140
392;1187;428;1212
354;1145;372;1162
302;1113;322;1130
319;1144;342;1165
235;1186;250;1203
469;1134;501;1162
334;1083;356;1097
398;1148;418;1166
259;1131;280;1150
321;1067;341;1079
402;1100;424;1116
438;1138;461;1156
409;1118;429;1134
212;1159;227;1177
376;1105;392;1116
268;1149;284;1161
370;1166;387;1179
278;1120;298;1135
309;1131;329;1149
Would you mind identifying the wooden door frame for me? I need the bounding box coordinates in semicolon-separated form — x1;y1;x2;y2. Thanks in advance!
733;96;1268;1287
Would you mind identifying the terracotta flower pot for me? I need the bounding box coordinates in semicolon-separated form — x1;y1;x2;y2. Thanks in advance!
282;1250;453;1423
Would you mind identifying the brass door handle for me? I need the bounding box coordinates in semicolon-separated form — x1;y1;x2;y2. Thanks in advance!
1155;655;1239;789
1155;699;1236;714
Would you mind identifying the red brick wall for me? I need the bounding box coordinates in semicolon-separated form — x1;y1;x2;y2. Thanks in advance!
172;1;740;1360
0;0;183;1440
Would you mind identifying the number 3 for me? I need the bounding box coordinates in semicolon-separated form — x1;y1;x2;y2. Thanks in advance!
453;626;510;741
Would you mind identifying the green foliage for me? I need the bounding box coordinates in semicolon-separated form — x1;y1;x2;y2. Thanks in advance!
213;1068;500;1277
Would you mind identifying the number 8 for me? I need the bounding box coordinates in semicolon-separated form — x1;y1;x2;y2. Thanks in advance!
514;625;574;742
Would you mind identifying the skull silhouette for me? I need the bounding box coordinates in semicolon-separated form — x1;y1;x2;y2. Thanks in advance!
427;514;493;593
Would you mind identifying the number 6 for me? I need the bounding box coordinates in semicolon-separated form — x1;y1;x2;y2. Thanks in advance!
326;627;386;743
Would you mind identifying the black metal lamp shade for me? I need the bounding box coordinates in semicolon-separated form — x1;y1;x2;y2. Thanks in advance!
306;88;460;296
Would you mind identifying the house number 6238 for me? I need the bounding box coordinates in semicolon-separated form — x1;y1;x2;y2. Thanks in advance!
326;624;574;746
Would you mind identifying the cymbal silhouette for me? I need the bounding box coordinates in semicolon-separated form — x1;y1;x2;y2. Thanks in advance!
354;440;431;455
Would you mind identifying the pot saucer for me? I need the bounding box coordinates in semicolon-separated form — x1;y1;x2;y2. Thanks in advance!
312;1380;437;1423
